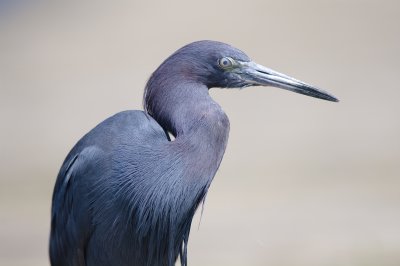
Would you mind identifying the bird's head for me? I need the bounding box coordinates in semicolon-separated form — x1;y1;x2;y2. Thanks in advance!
148;40;338;102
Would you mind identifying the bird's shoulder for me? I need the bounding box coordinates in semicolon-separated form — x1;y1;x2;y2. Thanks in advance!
57;110;170;183
56;110;166;173
91;110;167;142
63;110;165;153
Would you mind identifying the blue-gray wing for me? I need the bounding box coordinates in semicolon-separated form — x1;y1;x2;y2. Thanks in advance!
49;110;168;266
50;146;103;266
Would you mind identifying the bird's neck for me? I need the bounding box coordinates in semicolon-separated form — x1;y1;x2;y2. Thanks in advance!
145;81;230;171
146;81;228;135
174;87;230;178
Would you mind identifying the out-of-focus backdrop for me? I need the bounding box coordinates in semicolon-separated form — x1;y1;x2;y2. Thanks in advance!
1;0;399;265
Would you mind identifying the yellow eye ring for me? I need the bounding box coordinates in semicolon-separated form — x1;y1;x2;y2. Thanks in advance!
218;57;235;69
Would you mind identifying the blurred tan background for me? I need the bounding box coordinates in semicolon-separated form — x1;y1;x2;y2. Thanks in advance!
1;0;399;265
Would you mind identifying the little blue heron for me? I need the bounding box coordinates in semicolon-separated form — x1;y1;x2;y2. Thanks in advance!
50;40;338;266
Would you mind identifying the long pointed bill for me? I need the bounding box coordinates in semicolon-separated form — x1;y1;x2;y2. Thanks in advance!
240;61;339;102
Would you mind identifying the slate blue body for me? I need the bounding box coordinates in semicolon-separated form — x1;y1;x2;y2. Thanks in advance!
50;105;229;265
50;40;337;266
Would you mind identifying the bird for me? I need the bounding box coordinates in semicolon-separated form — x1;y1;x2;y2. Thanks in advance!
49;40;338;266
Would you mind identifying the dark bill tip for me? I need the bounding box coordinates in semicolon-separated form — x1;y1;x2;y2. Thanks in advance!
291;83;339;102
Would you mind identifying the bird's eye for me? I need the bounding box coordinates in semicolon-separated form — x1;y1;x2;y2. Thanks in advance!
218;57;235;69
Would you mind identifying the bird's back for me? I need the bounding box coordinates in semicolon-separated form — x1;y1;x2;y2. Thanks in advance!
50;110;184;265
